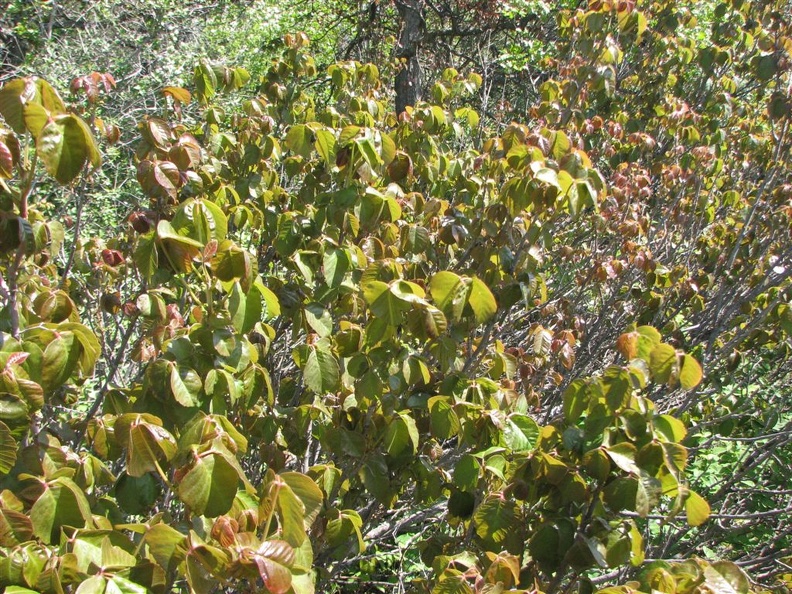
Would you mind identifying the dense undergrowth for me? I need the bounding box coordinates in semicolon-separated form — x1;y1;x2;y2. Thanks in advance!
0;1;791;593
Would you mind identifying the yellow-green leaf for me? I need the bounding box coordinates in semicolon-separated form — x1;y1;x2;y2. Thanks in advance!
37;114;101;184
649;343;677;384
468;277;497;324
679;354;703;390
685;490;710;526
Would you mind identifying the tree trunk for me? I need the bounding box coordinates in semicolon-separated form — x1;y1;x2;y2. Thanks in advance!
394;0;425;114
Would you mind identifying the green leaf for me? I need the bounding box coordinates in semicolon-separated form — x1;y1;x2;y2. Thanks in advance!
0;78;37;134
285;124;313;158
420;306;447;339
384;413;419;456
338;125;360;146
447;489;475;519
535;167;560;188
685;490;710;527
605;443;639;474
362;280;410;326
173;198;228;243
0;505;33;546
144;523;187;572
500;414;539;452
30;477;93;544
323;248;349;288
629;520;645;566
115;414;177;477
134;231;158;280
36;78;66;114
0;392;30;427
254;279;281;320
157;220;204;273
178;451;240;517
653;415;687;442
401;225;430;254
360;455;395;506
114;472;161;515
661;441;688;477
755;54;777;81
302;345;339;393
453;454;479;492
467;277;497;324
105;576;149;594
75;576;106;594
280;472;323;526
603;366;631;412
548;130;572;160
390;280;426;305
603;478;639;513
473;494;521;553
228;282;249;333
635;326;662;359
380;133;396;165
268;475;310;546
37;114;100;184
384;415;410;456
679;354;703;390
100;537;137;569
325;508;365;552
0;420;16;475
428;396;460;439
649;343;677;384
170;364;202;407
430;271;469;322
314;128;336;166
606;536;631;568
703;561;750;594
304;303;333;338
563;380;589;423
23;102;49;138
57;322;102;376
194;60;217;103
432;571;474;594
41;331;80;392
33;289;76;323
355;137;382;168
211;244;252;283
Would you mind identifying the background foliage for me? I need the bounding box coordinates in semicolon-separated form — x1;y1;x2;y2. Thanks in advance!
0;0;791;593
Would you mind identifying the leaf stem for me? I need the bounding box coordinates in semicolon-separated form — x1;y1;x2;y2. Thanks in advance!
262;478;283;538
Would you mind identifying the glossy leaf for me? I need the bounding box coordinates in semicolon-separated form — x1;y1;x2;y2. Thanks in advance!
30;477;93;544
178;450;240;517
37;114;101;183
0;421;16;475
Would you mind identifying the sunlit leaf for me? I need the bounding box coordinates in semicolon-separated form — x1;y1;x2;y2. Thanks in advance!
31;477;93;544
468;277;497;324
302;345;339;393
649;343;677;384
37;114;100;183
679;354;703;390
685;490;710;527
255;540;295;594
178;450;240;517
0;420;16;475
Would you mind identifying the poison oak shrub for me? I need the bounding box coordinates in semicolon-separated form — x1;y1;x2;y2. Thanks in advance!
0;3;790;593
